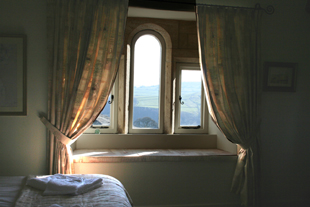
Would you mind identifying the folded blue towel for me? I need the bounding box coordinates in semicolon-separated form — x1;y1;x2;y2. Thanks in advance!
26;175;51;191
26;174;103;196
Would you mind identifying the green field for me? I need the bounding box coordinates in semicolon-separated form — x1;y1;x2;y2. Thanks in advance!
134;82;201;115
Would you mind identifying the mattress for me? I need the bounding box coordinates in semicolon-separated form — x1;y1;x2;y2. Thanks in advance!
0;174;133;207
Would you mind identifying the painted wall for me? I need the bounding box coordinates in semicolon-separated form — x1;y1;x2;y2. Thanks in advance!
75;157;240;207
0;0;48;175
0;0;310;206
259;0;310;206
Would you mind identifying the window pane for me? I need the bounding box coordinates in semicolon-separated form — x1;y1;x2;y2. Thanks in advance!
132;35;161;129
92;95;111;127
180;70;201;126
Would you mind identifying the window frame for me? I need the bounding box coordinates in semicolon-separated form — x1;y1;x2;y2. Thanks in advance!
84;74;119;134
128;30;166;134
174;63;208;134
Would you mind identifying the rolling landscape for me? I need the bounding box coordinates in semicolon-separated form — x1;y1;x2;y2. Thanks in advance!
93;82;202;128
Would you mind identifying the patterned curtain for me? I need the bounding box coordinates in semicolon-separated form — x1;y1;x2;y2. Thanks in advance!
196;5;262;207
43;0;128;174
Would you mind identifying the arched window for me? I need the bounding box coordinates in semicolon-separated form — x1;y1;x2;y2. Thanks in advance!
129;30;166;133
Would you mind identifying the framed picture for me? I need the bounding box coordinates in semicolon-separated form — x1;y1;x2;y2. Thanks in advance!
263;62;297;92
0;35;27;115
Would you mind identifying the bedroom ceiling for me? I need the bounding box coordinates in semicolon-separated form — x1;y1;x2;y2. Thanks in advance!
127;0;263;20
128;7;196;21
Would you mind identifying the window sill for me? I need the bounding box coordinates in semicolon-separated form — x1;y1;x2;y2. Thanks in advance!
75;134;218;149
73;149;236;163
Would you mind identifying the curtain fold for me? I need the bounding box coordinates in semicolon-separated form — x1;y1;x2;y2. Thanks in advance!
196;5;262;207
44;0;128;174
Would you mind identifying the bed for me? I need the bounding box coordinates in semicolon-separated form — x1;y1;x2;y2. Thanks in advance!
0;174;133;207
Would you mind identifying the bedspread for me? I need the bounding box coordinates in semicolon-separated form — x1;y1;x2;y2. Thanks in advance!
14;174;133;207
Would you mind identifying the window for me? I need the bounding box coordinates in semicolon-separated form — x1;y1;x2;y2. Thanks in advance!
174;63;208;134
128;30;165;134
78;18;238;155
86;29;208;135
85;75;118;134
85;24;208;135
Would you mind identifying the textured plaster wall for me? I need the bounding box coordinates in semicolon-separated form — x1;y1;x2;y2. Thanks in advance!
259;0;310;206
75;158;240;207
0;0;48;175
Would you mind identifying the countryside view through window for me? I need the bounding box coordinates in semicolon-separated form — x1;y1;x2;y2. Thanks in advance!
93;35;201;129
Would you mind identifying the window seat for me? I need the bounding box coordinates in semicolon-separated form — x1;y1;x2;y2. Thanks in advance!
73;149;236;163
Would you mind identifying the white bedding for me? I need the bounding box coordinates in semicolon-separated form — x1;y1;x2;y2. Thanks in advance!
0;176;26;207
0;174;133;207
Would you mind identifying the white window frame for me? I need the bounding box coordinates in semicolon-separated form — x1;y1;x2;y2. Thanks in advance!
84;75;119;134
128;30;166;134
174;63;208;134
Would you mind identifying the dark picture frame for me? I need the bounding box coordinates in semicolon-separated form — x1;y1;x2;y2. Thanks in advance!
0;35;27;115
263;62;297;92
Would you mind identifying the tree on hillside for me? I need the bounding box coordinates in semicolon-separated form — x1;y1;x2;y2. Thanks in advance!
133;117;158;128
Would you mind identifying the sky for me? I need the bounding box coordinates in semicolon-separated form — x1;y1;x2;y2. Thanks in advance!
134;34;201;87
134;35;161;87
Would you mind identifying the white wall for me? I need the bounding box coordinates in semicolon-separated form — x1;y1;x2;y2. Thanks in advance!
259;0;310;206
208;115;237;154
0;0;48;175
75;157;240;207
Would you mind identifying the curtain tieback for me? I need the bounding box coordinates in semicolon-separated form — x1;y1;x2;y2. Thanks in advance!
40;116;73;146
239;138;255;150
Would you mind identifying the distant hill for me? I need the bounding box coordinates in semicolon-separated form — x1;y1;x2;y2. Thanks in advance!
94;82;202;127
134;82;201;96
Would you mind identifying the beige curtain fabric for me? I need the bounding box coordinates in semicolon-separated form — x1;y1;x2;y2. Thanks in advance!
44;0;128;174
196;6;262;207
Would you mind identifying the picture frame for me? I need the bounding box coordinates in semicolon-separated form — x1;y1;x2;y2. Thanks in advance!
0;35;27;115
263;62;297;92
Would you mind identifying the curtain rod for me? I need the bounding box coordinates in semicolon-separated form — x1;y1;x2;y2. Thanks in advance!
129;0;275;15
